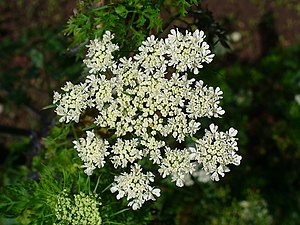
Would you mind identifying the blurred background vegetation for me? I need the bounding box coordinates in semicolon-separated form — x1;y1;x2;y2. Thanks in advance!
1;0;300;224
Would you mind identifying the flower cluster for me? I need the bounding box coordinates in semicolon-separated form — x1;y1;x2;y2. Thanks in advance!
158;147;195;187
73;130;110;175
53;82;91;123
83;31;119;73
190;124;241;181
110;163;161;210
53;29;241;209
54;190;102;225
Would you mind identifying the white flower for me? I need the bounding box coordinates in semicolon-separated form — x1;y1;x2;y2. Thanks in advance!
140;136;165;164
165;29;215;74
110;163;160;210
83;31;119;73
192;124;241;181
193;169;211;183
54;81;90;123
53;29;241;209
86;74;116;111
158;147;196;187
134;35;167;74
53;91;61;104
186;81;225;119
73;130;110;175
110;138;143;168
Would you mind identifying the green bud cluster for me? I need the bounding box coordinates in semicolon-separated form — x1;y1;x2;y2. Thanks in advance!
54;190;102;225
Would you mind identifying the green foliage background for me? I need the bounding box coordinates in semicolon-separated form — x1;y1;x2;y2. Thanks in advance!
1;0;300;224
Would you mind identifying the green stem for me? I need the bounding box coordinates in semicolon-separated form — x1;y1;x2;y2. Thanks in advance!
94;175;102;193
101;183;112;193
86;176;91;193
71;123;78;141
110;208;130;217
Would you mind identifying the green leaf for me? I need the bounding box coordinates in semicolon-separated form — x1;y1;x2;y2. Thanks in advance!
136;15;146;28
42;104;56;110
115;5;128;18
